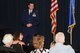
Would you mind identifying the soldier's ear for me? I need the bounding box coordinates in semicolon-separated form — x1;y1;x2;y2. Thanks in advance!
28;5;30;8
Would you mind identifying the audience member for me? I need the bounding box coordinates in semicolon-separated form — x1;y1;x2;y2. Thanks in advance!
30;34;49;53
12;32;25;52
0;34;15;52
49;32;75;53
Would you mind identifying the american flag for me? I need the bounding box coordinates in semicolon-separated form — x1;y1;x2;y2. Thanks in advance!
50;0;59;34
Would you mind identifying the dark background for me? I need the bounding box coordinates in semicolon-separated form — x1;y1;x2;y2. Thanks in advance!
0;0;80;51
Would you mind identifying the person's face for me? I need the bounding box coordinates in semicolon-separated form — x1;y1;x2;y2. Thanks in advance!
19;33;23;41
28;3;34;10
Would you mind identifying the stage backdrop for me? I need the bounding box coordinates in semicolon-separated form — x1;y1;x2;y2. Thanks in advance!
0;0;80;50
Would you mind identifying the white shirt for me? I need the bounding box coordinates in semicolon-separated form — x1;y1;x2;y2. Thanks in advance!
49;43;75;53
29;9;33;15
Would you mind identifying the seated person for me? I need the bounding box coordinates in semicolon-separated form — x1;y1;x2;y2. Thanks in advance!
0;34;15;52
49;32;75;53
13;32;25;46
12;31;25;52
30;34;49;53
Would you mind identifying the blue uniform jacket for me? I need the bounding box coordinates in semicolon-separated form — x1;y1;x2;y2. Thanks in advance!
22;9;40;28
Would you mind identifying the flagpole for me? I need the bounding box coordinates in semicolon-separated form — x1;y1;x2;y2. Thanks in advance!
53;33;55;41
70;27;73;45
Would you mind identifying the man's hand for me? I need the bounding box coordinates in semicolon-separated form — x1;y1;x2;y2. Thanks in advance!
26;23;32;27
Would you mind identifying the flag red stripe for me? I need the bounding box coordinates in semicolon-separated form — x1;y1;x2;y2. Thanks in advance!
52;0;56;2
